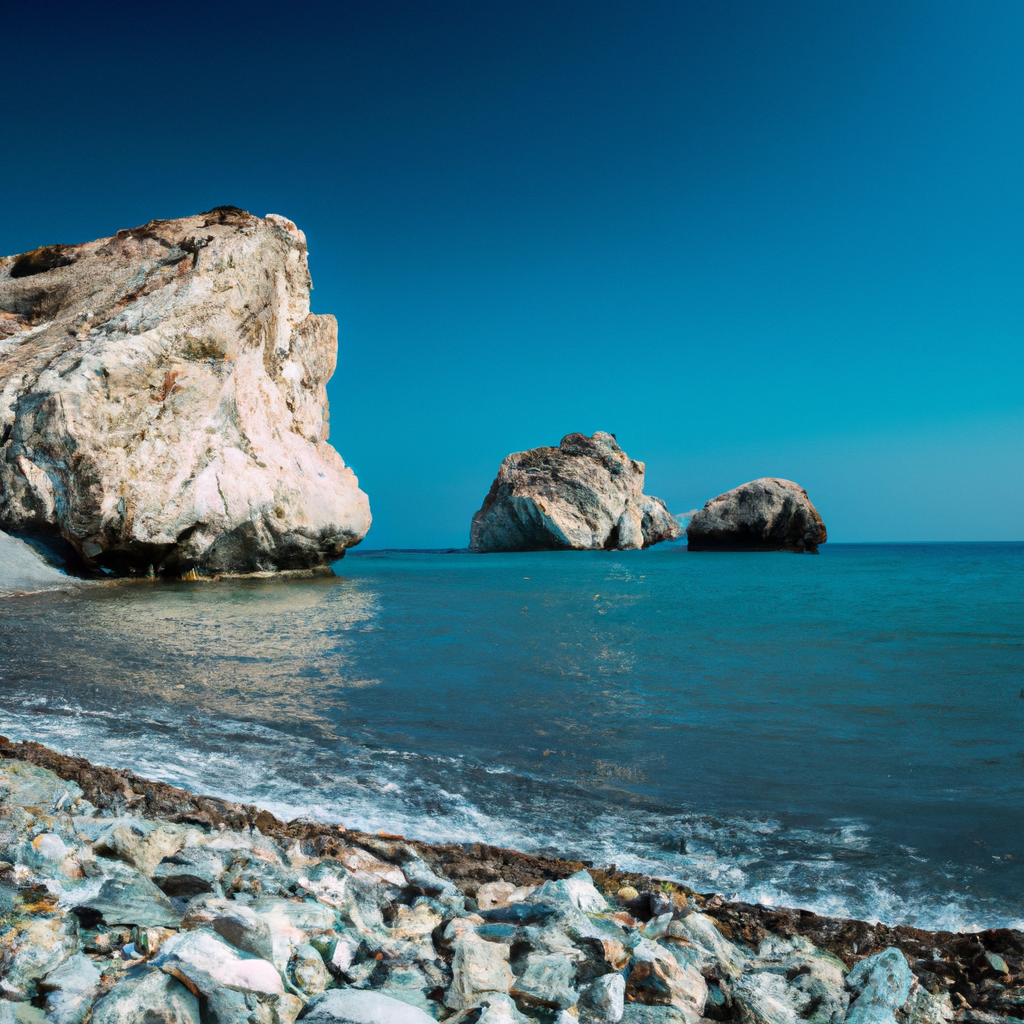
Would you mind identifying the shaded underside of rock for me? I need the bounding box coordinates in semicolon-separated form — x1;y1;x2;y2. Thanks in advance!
469;432;681;553
686;478;826;554
0;207;370;575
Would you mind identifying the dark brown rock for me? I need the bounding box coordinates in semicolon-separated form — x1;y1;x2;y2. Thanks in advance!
687;477;827;553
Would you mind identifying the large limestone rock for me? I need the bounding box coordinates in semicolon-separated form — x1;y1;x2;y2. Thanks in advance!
686;478;826;553
0;207;370;575
469;432;681;552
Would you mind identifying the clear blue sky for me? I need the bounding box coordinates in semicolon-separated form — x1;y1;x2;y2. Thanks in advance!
3;1;1021;546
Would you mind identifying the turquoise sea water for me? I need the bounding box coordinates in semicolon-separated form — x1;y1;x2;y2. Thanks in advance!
1;543;1022;931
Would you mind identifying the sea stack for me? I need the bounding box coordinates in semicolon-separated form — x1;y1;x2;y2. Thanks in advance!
0;208;371;575
469;431;681;552
687;478;826;553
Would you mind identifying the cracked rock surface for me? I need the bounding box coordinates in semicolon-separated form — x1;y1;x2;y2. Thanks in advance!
470;432;681;553
0;207;370;576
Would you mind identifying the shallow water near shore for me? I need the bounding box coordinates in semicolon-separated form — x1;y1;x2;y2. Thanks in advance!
1;543;1022;932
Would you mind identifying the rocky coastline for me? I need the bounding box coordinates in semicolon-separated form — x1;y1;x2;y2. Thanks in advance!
1;739;1020;1023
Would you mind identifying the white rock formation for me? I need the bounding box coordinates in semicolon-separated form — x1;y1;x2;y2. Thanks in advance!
469;432;681;552
0;208;370;575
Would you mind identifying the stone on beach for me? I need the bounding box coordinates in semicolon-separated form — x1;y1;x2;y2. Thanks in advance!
446;932;515;1008
469;432;681;552
300;987;437;1022
686;478;826;553
88;967;201;1024
152;928;284;995
0;208;370;575
844;947;914;1024
582;970;627;1021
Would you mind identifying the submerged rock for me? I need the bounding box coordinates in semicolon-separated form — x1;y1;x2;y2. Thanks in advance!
0;208;370;576
470;432;681;552
686;478;826;553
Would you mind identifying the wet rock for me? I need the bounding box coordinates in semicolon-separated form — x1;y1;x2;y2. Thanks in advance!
845;947;913;1024
511;950;579;1010
446;933;515;1009
581;970;626;1021
469;432;681;552
687;478;826;553
89;966;202;1024
39;952;101;1024
0;209;371;575
300;987;437;1022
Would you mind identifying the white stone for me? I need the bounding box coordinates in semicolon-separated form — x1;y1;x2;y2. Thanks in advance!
585;971;626;1022
470;432;680;552
0;209;370;575
445;933;515;1009
301;988;437;1023
153;929;283;996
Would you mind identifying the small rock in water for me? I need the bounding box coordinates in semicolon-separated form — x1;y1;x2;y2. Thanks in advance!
687;477;826;553
469;432;681;552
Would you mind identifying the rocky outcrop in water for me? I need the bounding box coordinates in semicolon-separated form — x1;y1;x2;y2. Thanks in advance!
2;740;1021;1023
687;478;826;553
470;433;681;553
0;208;370;576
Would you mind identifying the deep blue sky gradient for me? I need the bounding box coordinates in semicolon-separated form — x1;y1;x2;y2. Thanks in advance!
3;1;1021;545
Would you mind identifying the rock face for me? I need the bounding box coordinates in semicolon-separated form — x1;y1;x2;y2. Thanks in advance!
470;432;681;553
0;208;370;575
686;478;826;553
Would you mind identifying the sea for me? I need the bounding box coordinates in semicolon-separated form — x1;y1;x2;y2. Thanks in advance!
1;541;1022;933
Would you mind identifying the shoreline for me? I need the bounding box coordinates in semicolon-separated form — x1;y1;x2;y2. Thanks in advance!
1;737;1021;1022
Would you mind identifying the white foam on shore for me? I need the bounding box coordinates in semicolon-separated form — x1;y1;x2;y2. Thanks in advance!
2;701;1021;936
0;531;81;597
